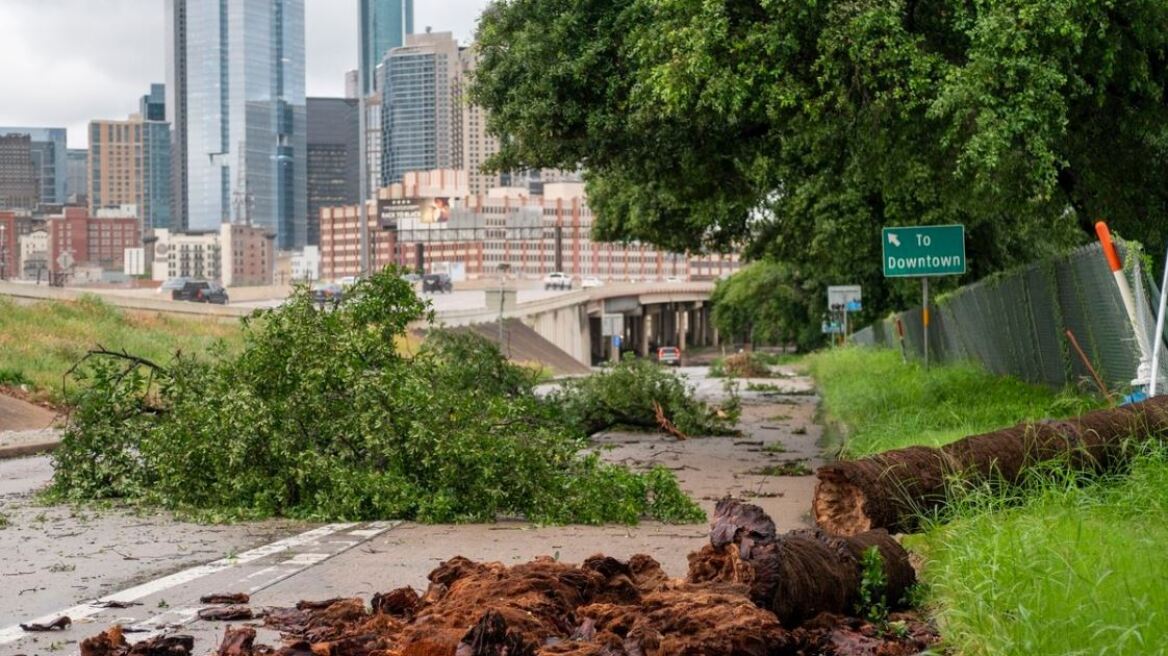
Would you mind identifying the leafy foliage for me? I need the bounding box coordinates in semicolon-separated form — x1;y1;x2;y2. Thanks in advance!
549;355;740;437
710;261;815;350
857;546;890;624
48;270;705;525
472;0;1168;332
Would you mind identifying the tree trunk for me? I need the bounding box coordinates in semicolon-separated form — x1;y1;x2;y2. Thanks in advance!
814;395;1168;536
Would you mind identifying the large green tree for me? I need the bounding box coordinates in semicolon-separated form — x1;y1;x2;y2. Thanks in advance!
473;0;1168;326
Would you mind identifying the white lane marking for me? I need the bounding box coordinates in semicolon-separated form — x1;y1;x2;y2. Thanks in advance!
280;553;330;567
0;523;355;645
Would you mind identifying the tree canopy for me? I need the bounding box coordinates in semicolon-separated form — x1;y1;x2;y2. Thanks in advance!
472;0;1168;328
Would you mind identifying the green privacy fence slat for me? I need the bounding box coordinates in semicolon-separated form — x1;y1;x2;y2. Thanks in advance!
852;243;1146;390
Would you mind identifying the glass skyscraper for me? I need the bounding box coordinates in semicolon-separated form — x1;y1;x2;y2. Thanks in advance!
381;32;459;186
360;0;414;95
166;0;307;250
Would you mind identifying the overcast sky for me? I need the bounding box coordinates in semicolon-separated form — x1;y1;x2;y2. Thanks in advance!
0;0;489;148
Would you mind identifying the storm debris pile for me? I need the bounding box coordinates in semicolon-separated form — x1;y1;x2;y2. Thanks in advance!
688;500;916;627
83;503;935;656
815;395;1168;535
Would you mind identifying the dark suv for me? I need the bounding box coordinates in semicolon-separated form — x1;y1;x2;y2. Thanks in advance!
422;273;453;294
172;280;229;304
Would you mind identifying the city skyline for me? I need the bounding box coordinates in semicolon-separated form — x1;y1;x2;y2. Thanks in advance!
0;0;489;149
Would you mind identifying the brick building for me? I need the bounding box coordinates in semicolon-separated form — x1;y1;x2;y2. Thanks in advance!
45;207;140;273
319;171;740;282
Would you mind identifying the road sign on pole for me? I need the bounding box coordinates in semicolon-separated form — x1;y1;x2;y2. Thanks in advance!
882;225;966;278
827;285;862;309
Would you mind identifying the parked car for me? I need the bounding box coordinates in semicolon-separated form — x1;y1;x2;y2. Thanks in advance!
422;273;453;294
544;272;573;290
664;276;686;283
173;280;229;304
656;346;682;367
312;282;344;305
581;276;603;289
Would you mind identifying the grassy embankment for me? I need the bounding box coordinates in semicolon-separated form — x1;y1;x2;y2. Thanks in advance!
0;295;242;404
810;347;1168;655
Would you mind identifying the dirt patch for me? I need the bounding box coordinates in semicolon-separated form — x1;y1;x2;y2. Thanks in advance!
0;392;57;431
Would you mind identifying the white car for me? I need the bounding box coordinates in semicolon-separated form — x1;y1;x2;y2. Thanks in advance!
664;276;686;283
543;272;573;290
581;276;603;289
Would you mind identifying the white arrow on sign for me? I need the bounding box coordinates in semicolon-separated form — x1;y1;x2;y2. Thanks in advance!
887;233;901;247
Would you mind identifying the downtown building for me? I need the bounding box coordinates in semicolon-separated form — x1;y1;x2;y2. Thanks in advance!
166;0;307;250
306;98;360;246
0;126;68;205
380;31;461;187
88;85;173;233
319;170;739;282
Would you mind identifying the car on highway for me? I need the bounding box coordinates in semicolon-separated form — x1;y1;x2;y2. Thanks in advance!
656;346;682;367
172;280;229;304
581;276;603;289
544;272;573;290
312;282;344;306
422;273;453;294
157;277;193;294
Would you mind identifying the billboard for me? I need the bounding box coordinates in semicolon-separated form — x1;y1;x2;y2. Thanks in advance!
378;197;452;229
421;197;451;224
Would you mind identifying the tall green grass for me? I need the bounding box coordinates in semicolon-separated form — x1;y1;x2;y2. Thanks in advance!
911;450;1168;655
808;347;1096;457
0;296;241;403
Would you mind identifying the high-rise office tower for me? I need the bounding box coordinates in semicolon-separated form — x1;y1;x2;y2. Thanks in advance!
166;0;307;250
360;0;414;95
453;46;502;196
345;70;360;100
380;31;460;186
0;128;67;205
88;85;173;231
306;98;360;246
0;135;38;210
66;149;88;204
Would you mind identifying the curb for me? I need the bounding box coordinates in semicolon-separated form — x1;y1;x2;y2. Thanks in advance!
0;440;60;460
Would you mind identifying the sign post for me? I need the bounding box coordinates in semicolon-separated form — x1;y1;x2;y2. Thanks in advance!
882;225;966;369
827;285;862;346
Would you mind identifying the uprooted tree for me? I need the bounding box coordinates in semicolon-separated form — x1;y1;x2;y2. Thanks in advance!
48;270;706;525
814;395;1168;535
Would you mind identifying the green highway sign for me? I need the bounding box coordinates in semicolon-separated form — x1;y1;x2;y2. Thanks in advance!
882;224;967;278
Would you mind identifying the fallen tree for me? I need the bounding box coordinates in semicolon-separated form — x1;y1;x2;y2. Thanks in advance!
80;503;935;656
549;356;741;438
814;395;1168;535
48;270;705;525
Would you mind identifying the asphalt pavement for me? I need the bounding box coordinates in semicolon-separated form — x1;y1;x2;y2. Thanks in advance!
0;366;820;655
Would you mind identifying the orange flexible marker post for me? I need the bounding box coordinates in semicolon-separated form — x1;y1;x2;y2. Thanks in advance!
1095;222;1124;273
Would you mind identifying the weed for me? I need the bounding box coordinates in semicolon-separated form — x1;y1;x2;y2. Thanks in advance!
47;562;75;573
0;512;9;529
807;347;1097;457
857;546;889;624
762;443;788;454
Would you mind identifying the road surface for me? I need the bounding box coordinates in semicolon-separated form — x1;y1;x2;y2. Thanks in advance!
0;366;819;655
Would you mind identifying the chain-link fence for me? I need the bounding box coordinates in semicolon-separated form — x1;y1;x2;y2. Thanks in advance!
853;242;1168;392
